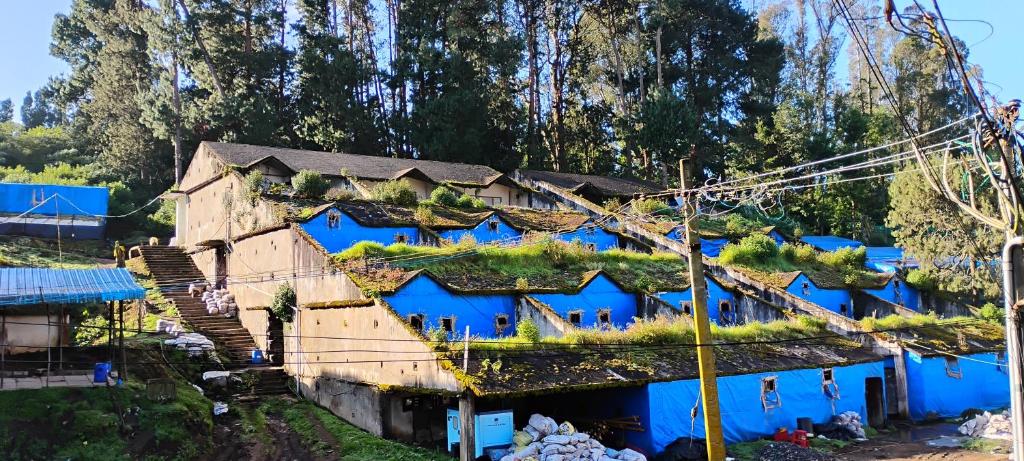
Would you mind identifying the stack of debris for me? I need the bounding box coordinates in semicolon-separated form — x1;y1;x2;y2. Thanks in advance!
165;332;216;356
958;411;1013;440
813;411;866;441
497;414;647;461
754;442;836;461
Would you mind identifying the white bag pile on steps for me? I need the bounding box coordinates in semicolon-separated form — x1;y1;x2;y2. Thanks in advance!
499;414;646;461
165;332;216;356
200;286;238;318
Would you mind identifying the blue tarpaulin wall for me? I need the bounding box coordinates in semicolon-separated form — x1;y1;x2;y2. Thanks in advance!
905;350;1009;420
865;247;918;273
437;216;522;245
655;277;735;324
555;224;620;251
664;227;730;257
769;230;786;245
864;278;920;311
0;268;145;306
801;236;863;252
301;207;420;253
531;274;637;328
786;274;853;317
630;361;885;453
0;183;108;217
0;217;105;240
383;275;517;338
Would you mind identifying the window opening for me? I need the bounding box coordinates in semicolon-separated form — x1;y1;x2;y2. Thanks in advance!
487;220;499;231
568;311;583;326
440;317;455;333
408;314;424;332
327;209;342;229
494;314;510;335
585;242;597;252
822;368;840;400
597;309;611;325
680;301;692;315
761;376;781;410
394;233;408;244
945;356;963;379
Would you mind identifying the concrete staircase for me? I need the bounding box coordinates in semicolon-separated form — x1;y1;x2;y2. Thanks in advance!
137;245;290;396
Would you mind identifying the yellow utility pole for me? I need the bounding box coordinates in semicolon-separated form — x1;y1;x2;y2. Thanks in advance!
679;157;727;460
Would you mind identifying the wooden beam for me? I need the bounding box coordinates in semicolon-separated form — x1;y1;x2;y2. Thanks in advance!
892;346;910;418
458;391;476;461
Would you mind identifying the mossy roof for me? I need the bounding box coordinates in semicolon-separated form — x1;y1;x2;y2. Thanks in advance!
731;265;892;290
266;197;491;228
640;218;776;240
457;336;881;397
496;207;591;232
878;318;1006;356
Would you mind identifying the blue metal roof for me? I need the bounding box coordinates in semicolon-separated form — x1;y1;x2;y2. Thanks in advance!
0;268;145;306
800;235;864;252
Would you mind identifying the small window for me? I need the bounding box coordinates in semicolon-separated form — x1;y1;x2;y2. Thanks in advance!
822;368;834;383
440;317;455;333
487;220;499;231
585;224;596;235
597;309;611;325
945;356;963;379
408;314;424;331
822;368;840;399
568;311;583;326
327;210;342;229
680;301;692;315
761;376;781;410
801;281;810;296
720;301;731;312
839;304;848;315
394;233;408;244
894;280;901;289
585;242;597;252
494;314;510;335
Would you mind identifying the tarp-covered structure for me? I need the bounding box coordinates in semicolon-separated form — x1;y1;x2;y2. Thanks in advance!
0;183;109;240
800;235;863;252
0;268;145;307
865;247;919;273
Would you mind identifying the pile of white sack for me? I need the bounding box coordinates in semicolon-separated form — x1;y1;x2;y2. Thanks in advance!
165;332;216;356
155;318;184;335
959;411;1013;440
497;414;646;461
200;286;238;318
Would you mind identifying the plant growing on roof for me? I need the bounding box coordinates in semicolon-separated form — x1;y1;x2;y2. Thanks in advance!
456;194;486;209
515;277;529;290
516;318;540;343
633;198;671;216
243;170;265;206
371;179;418;206
905;268;938;291
271;284;296;322
817;246;867;269
291;170;330;198
428;184;460;207
718;233;778;265
414;205;437;225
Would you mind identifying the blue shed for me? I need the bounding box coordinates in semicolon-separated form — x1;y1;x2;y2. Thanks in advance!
554;222;620;252
383;273;517;339
629;360;886;451
664;226;730;257
863;275;920;311
768;230;786;245
784;272;854;317
530;272;637;329
800;235;864;252
0;183;108;240
655;276;736;324
436;214;522;245
300;205;420;253
905;350;1008;420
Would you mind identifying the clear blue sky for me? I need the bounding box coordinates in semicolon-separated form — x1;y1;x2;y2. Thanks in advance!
1;1;1021;119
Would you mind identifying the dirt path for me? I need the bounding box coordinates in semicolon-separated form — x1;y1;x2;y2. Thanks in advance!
833;423;1009;461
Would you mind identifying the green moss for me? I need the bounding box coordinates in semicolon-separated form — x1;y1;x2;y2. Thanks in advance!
720;240;887;289
0;235;108;268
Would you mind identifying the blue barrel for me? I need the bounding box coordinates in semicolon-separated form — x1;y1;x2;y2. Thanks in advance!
251;349;264;364
93;362;111;384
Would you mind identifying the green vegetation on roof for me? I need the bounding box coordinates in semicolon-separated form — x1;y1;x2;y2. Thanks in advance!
862;314;1005;353
0;235;109;268
334;238;690;294
717;234;889;289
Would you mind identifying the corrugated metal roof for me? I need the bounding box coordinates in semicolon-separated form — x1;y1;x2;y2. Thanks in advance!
0;268;145;306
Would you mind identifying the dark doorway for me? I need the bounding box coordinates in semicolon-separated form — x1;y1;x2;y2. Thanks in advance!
865;377;886;427
884;367;899;417
214;247;227;289
268;315;284;365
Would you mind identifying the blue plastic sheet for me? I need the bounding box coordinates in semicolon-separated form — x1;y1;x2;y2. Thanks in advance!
905;351;1009;420
437;217;521;245
634;361;885;453
383;275;517;338
785;274;853;317
0;268;145;306
300;207;420;253
663;227;732;257
656;277;735;324
864;278;920;311
865;247;919;273
0;183;109;217
531;274;636;328
555;224;620;251
800;236;863;252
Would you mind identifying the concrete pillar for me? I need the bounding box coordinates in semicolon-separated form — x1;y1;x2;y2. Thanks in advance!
458;392;476;461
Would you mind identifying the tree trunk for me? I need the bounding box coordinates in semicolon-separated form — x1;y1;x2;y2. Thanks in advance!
171;52;184;187
178;0;226;98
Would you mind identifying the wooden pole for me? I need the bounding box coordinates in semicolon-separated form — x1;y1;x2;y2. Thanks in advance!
119;300;126;382
59;304;64;370
46;303;51;387
458;391;476;461
680;157;727;460
2;312;6;390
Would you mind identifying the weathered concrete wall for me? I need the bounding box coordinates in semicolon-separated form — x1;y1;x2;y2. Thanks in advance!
1;313;65;354
296;375;386;436
731;291;790;324
919;292;972;318
853;291;918;320
179;173;279;247
517;296;573;338
179;144;222;191
640;294;683;319
189;248;218;282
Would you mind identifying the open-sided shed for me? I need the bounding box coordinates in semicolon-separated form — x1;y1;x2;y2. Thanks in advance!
0;183;109;240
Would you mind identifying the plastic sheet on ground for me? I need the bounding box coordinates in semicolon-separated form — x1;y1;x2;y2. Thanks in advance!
958;411;1013;440
164;333;215;355
213;402;228;416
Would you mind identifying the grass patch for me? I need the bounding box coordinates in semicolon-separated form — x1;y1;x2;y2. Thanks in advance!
0;235;109;268
860;314;1005;350
463;316;829;351
963;437;1010;453
335;239;691;294
260;397;451;460
717;235;887;289
0;374;212;460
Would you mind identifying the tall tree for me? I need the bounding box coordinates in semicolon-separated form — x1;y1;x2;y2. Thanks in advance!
0;99;12;123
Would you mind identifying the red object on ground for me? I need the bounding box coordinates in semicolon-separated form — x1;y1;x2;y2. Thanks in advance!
773;428;790;442
791;430;809;448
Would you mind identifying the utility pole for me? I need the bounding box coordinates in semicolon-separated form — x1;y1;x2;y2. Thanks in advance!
680;156;726;460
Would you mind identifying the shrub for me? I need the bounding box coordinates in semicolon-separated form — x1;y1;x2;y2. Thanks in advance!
779;243;817;265
817;246;867;269
905;269;938;291
516;318;540;343
456;194;486;209
429;185;460;207
324;187;356;201
978;303;1005;323
603;197;623;212
271;284;296;322
244;170;265;205
414;206;437;225
633;198;671;216
371;179;418;206
291;170;330;198
515;277;529;290
718;233;778;265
